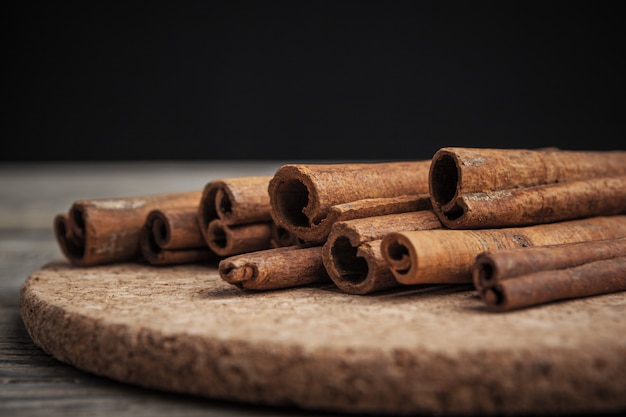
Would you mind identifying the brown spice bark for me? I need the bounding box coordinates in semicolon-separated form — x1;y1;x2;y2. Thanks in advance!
54;191;202;266
472;237;626;292
323;210;443;294
219;245;329;290
140;206;216;265
480;257;626;312
198;176;273;244
381;215;626;285
429;147;626;229
269;160;432;244
206;219;273;257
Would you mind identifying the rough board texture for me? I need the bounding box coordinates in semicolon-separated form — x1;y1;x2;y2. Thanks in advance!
20;260;626;416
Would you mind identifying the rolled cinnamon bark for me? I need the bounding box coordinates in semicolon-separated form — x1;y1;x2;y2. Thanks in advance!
198;176;273;243
381;215;626;285
205;219;273;257
54;191;203;266
480;257;626;312
140;206;216;265
219;245;329;290
472;237;626;293
429;147;626;229
269;160;432;244
323;210;443;294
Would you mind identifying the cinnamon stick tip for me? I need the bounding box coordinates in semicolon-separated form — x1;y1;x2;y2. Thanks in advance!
219;262;256;284
53;213;87;265
381;236;412;275
148;211;171;247
429;149;461;209
472;254;498;290
482;287;506;309
53;213;69;236
198;182;220;231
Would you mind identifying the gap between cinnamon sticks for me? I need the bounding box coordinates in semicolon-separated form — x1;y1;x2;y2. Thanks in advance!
269;223;301;248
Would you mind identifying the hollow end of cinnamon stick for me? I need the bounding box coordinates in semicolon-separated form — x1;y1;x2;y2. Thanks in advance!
151;213;171;248
214;188;234;222
198;183;219;241
429;150;464;222
69;204;87;240
140;212;167;263
207;220;230;255
270;174;316;229
219;262;257;284
54;213;86;265
327;236;369;285
482;286;506;309
325;238;401;295
381;235;413;277
472;254;499;291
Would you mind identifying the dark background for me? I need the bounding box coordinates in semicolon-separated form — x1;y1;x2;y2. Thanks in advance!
4;1;625;161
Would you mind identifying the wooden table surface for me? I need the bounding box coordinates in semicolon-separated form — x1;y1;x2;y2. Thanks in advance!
0;161;346;417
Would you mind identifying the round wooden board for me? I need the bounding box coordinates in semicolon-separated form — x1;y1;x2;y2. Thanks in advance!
20;260;626;415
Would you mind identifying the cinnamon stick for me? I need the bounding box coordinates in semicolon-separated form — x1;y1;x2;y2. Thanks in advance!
472;237;626;293
381;215;626;285
478;256;626;312
269;160;432;244
323;210;443;294
218;245;329;290
205;219;273;257
197;176;273;242
140;206;216;265
429;147;626;229
54;191;203;266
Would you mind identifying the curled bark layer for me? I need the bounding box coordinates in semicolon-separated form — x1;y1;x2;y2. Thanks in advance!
54;191;202;266
198;176;273;243
219;245;329;290
381;215;626;285
140;206;216;265
323;210;442;294
429;147;626;229
269;160;432;244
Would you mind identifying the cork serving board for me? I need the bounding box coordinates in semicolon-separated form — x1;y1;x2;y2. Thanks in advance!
20;260;626;415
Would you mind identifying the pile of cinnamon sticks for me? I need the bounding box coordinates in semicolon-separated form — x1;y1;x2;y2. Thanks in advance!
54;147;626;311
